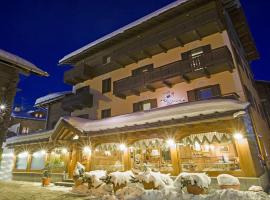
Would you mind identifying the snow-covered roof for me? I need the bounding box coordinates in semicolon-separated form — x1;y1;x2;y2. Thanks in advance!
35;91;72;106
6;99;249;145
64;99;248;133
59;0;189;64
0;49;49;76
6;130;52;146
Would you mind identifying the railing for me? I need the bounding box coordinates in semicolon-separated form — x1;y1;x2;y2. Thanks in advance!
113;46;233;97
64;65;91;85
61;89;93;112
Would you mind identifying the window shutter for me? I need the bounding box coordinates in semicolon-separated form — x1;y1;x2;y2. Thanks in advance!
187;90;196;102
211;85;221;97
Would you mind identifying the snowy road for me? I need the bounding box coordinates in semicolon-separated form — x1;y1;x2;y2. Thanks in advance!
0;181;86;200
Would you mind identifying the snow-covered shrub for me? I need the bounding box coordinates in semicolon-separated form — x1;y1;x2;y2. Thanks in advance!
115;183;145;200
109;171;134;186
217;174;240;186
135;168;173;189
248;185;263;192
85;170;107;179
174;172;211;189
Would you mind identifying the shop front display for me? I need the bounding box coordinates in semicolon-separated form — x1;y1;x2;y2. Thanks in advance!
130;138;173;173
92;143;124;172
178;132;240;172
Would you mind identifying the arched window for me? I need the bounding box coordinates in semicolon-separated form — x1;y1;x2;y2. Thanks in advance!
31;150;46;170
16;152;29;170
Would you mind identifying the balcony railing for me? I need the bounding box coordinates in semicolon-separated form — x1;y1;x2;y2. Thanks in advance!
61;87;93;112
64;65;92;85
113;46;234;98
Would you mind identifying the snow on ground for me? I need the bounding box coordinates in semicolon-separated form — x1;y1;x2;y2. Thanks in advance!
0;180;269;200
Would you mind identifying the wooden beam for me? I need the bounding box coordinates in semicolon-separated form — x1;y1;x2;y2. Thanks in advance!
162;80;172;88
146;85;155;92
157;44;168;53
126;55;138;63
174;37;184;47
194;30;202;40
113;60;125;68
115;93;126;99
182;74;190;83
131;89;140;96
204;68;211;78
141;50;152;58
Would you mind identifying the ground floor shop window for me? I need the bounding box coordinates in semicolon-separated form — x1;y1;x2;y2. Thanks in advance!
16;152;28;170
178;132;240;172
31;150;46;170
131;138;173;172
92;143;124;172
48;148;66;172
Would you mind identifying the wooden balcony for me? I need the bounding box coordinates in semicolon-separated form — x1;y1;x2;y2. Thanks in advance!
61;87;93;112
113;46;234;98
64;65;92;85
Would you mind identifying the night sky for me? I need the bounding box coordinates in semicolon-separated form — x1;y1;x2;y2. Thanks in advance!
1;0;269;110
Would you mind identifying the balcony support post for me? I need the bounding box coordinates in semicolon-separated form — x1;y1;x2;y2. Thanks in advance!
163;80;172;88
146;85;156;92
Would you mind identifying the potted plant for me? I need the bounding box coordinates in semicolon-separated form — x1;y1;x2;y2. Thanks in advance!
174;172;211;195
42;164;51;187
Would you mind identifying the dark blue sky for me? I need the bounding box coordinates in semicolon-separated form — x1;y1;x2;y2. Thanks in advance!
1;0;269;110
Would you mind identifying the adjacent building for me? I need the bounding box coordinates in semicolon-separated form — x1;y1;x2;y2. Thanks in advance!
3;0;270;189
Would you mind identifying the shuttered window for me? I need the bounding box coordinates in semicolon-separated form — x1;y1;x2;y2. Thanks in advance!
102;78;111;93
133;99;157;112
187;85;221;102
101;109;111;119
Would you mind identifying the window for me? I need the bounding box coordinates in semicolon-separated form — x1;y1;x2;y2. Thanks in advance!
16;152;28;170
31;151;46;170
103;56;111;65
133;99;157;112
22;127;29;134
102;78;111;93
101;109;111;119
187;85;221;102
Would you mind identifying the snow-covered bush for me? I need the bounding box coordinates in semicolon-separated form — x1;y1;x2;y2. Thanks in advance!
248;185;263;192
217;174;240;186
134;168;173;189
85;170;107;179
174;172;211;189
73;162;85;178
109;171;134;186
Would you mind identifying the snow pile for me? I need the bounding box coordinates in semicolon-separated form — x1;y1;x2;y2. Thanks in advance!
85;170;107;179
135;168;174;188
71;183;89;195
174;172;211;189
115;184;145;200
248;185;263;192
109;171;134;186
217;174;240;186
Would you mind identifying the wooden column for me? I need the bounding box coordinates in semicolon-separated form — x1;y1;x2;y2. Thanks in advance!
235;138;257;177
26;153;32;172
68;144;77;178
123;149;130;171
170;145;180;176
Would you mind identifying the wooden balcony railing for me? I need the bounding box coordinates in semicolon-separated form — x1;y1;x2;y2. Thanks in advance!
113;46;234;98
61;87;93;112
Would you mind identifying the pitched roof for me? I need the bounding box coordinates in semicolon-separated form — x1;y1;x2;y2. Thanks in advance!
59;0;189;64
35;91;72;106
0;49;49;76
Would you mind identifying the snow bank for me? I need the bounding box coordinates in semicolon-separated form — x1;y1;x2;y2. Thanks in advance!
248;185;263;192
136;169;173;188
217;174;240;186
116;184;145;200
85;170;107;179
174;172;211;189
109;171;134;186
